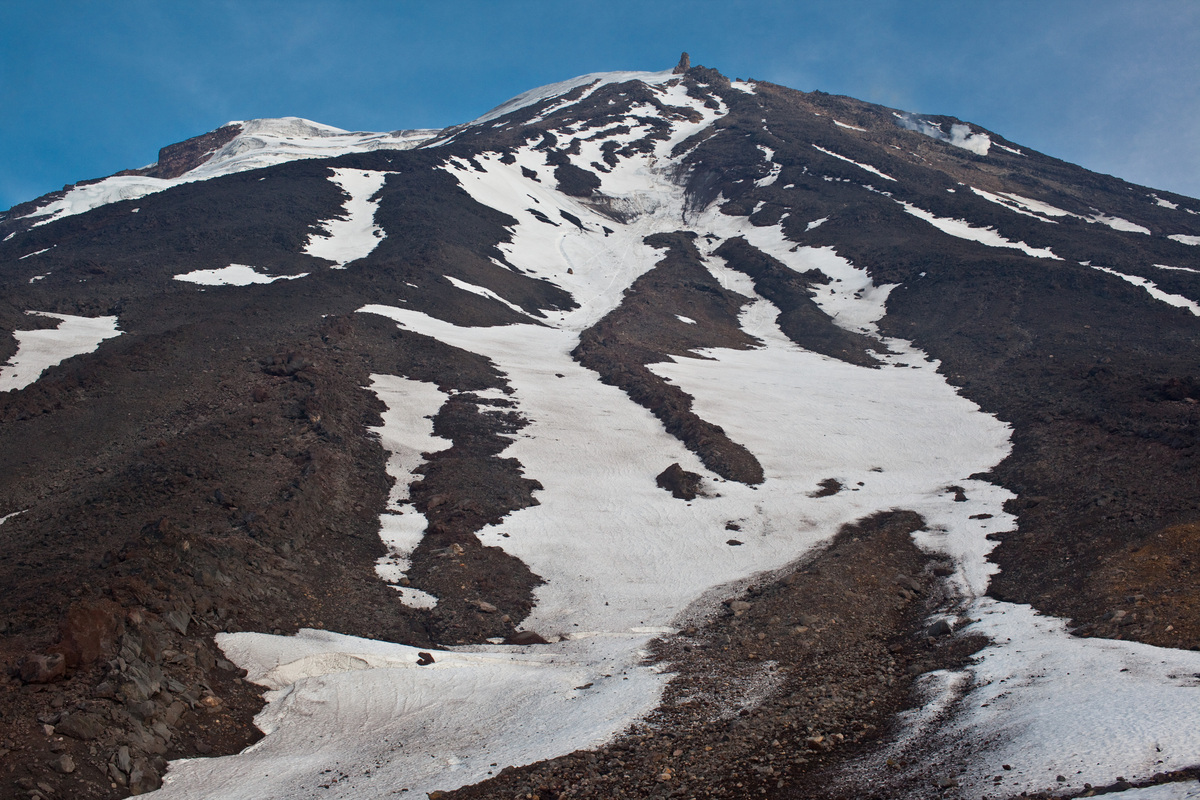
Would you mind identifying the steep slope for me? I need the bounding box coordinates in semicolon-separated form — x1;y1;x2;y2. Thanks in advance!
1;57;1199;800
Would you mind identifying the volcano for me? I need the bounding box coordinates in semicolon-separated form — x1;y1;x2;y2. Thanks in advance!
2;55;1199;800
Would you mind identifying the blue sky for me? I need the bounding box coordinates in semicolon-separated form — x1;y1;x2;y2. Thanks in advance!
2;0;1198;209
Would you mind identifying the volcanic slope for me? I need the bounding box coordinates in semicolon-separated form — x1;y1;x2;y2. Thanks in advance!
0;59;1199;800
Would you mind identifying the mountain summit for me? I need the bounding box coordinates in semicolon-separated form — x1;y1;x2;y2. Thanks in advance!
2;59;1199;800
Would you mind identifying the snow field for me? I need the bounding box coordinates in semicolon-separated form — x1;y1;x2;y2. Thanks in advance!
156;630;663;800
466;69;677;126
939;601;1200;797
303;169;391;268
0;312;121;393
687;216;1200;794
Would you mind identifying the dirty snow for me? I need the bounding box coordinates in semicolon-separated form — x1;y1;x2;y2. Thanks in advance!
0;312;121;393
1103;783;1200;799
303;169;390;268
173;264;307;286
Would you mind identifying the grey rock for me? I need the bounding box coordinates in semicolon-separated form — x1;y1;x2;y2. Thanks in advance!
927;619;953;637
117;745;132;774
55;712;106;741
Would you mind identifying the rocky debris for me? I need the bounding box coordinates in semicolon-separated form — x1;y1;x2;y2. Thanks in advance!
444;510;984;800
655;462;704;500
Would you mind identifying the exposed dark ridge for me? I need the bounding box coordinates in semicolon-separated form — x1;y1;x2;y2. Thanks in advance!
714;236;882;367
404;392;545;645
118;123;243;180
573;231;764;484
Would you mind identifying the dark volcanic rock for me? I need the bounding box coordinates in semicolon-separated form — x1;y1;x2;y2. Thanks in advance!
656;462;703;500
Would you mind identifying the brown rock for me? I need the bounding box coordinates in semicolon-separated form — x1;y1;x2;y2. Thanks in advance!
58;599;124;667
19;653;65;684
507;631;549;646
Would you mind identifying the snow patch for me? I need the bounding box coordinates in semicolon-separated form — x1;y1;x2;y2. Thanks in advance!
363;374;450;599
897;200;1060;259
1169;234;1200;246
1152;194;1179;210
0;312;121;393
444;276;530;316
303;169;390;268
1092;266;1200;315
173;264;306;286
1090;213;1151;234
970;187;1059;222
812;145;895;181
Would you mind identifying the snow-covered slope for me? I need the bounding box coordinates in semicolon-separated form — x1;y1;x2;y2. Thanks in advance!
17;118;437;228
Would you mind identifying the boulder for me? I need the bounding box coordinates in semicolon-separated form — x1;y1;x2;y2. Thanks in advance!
19;653;65;684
